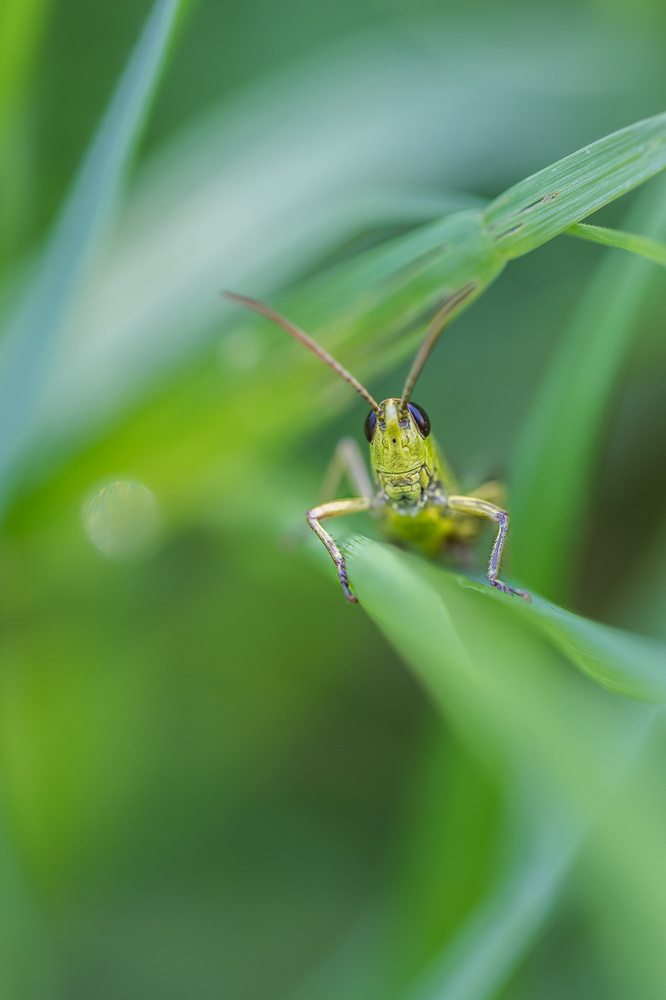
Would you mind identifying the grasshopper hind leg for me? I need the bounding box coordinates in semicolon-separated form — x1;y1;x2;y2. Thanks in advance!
319;437;374;502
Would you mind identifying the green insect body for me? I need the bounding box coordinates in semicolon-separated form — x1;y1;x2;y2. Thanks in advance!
226;289;530;605
371;400;462;549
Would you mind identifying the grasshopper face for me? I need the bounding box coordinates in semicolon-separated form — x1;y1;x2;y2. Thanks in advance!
365;398;436;504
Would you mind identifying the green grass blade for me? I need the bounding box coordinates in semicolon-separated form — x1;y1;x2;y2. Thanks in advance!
510;176;666;601
402;786;577;1000
484;112;666;257
519;597;666;700
217;208;505;450
0;0;183;514
28;115;666;491
567;222;666;266
219;116;666;480
0;0;53;259
345;538;666;994
266;209;504;365
344;539;666;702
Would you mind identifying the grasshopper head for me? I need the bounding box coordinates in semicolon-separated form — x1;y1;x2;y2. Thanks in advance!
364;398;433;502
223;292;467;505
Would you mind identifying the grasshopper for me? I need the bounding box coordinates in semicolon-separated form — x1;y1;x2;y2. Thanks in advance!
226;288;530;604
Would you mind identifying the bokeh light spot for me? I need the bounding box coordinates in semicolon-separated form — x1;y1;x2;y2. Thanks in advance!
82;481;161;560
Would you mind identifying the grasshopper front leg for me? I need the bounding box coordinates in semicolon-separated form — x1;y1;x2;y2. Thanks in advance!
308;498;372;602
446;494;531;601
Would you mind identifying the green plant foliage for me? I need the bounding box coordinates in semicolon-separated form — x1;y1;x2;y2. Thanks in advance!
2;2;666;999
511;176;666;601
345;538;666;1000
483;112;666;256
0;0;184;515
567;222;666;266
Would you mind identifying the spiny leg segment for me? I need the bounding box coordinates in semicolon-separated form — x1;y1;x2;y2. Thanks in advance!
307;438;375;603
308;497;372;603
446;495;531;601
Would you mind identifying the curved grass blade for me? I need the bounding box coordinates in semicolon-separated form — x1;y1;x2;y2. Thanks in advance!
510;175;666;601
344;538;666;702
401;711;664;1000
21;114;666;501
36;59;654;455
217;115;666;474
0;0;184;517
344;537;666;996
484;111;666;257
269;209;505;372
297;535;666;1000
462;581;666;701
401;783;578;1000
213;208;505;456
241;112;666;397
17;114;666;537
516;595;666;701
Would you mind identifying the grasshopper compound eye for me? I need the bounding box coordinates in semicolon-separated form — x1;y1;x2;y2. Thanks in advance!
408;403;431;438
364;410;377;442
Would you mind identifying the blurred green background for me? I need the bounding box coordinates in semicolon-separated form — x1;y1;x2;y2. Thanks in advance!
1;0;666;998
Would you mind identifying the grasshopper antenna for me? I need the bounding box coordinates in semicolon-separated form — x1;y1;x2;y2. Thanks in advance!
224;291;381;413
400;282;477;408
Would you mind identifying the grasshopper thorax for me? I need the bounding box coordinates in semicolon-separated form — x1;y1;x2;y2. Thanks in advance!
365;398;437;504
